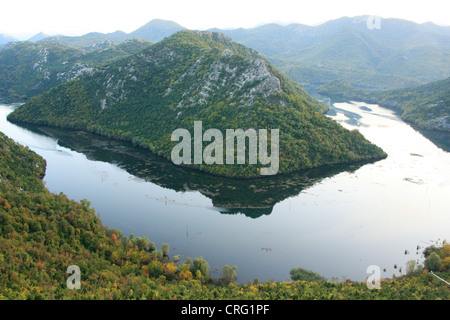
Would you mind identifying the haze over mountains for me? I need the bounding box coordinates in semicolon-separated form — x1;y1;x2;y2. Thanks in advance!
0;33;18;45
0;19;184;48
28;32;51;42
37;19;185;50
3;16;449;92
218;16;450;91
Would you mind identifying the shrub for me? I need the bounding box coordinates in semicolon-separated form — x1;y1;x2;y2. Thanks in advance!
439;244;450;259
406;260;423;276
289;267;327;282
221;265;238;285
440;257;450;272
161;243;170;256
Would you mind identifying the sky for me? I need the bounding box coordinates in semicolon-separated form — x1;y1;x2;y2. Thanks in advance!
2;0;449;40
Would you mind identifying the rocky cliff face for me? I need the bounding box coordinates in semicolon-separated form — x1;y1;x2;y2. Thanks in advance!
90;31;284;113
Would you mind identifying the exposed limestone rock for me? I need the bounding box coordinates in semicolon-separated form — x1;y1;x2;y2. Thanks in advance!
426;115;450;131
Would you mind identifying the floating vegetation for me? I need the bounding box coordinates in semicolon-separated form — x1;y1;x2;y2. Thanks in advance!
403;177;425;185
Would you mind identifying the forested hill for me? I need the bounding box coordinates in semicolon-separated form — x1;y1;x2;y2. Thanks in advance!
318;77;450;132
369;77;450;132
0;39;152;103
8;30;386;178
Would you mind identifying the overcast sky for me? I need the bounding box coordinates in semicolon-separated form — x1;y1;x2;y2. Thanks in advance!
2;0;449;39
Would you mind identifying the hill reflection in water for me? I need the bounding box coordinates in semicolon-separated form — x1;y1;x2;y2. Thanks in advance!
37;126;373;218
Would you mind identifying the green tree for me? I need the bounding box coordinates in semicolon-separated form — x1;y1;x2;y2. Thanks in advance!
192;257;209;278
134;236;150;251
406;260;423;275
425;252;442;272
161;243;170;257
221;265;238;285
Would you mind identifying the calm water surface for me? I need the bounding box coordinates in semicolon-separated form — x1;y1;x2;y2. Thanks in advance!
1;102;449;283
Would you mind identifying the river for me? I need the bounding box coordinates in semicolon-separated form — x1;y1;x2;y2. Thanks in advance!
1;101;449;283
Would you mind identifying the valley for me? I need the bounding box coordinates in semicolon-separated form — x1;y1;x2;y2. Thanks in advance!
0;10;449;302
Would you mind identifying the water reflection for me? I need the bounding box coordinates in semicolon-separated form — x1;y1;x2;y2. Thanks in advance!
34;126;370;218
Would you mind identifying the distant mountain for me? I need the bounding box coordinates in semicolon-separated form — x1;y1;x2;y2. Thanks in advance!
28;32;51;42
318;77;450;132
5;16;450;92
8;30;386;178
0;39;152;103
221;16;450;59
31;15;449;92
208;23;313;57
0;33;17;45
34;20;185;50
129;19;186;42
49;31;130;51
217;16;450;92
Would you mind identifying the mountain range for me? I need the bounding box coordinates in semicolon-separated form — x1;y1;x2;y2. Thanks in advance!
2;16;449;92
218;16;450;92
0;33;18;45
28;32;51;42
1;15;448;167
38;19;186;50
7;30;386;178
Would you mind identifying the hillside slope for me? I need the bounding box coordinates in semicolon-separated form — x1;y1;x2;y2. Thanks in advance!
8;30;386;178
318;77;450;132
0;39;152;103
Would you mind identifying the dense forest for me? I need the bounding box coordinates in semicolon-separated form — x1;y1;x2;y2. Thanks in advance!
318;77;450;132
0;131;449;299
8;30;387;178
